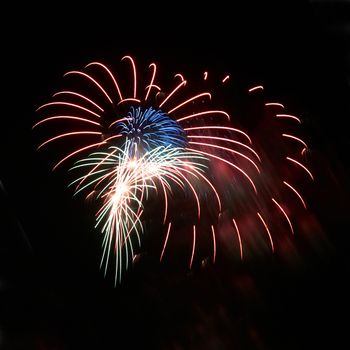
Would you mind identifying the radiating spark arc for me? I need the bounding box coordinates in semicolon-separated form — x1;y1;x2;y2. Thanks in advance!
301;147;307;156
265;102;285;109
282;134;308;148
119;211;144;252
167;93;211;114
189;225;196;269
272;198;294;235
52;134;123;170
74;148;119;191
37;131;101;150
276;114;301;123
184;126;252;144
189;141;261;173
187;135;261;161
85;190;95;200
222;75;230;83
32;116;101;129
64;71;114;105
283;181;307;209
257;212;274;253
122;56;137;99
160;222;172;262
121;209;144;249
85;62;123;101
232;218;243;260
160;180;168;224
53;91;104;111
174;73;185;81
70;169;116;198
187;148;257;194
103;134;126;143
286;157;314;180
109;118;131;129
159;80;187;108
248;85;264;92
204;72;208;80
53;142;106;170
36;102;101;119
176;110;230;123
137;184;146;216
117;98;141;106
145;63;157;101
145;84;161;91
211;225;216;264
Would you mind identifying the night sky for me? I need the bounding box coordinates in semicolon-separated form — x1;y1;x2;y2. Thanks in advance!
1;1;350;349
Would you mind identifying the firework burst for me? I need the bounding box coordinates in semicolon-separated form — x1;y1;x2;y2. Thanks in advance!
33;55;314;282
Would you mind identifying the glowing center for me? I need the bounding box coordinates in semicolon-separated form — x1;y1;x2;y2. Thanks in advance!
111;183;129;209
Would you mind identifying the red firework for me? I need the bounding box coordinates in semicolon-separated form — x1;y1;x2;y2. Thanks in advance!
33;55;314;280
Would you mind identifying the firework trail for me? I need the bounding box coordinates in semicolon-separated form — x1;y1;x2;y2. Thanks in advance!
33;55;314;282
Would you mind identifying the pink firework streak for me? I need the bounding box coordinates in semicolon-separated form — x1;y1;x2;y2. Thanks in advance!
33;55;314;281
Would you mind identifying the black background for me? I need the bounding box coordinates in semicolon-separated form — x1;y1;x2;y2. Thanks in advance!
1;1;350;349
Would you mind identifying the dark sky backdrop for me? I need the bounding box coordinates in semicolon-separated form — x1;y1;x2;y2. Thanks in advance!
1;1;350;349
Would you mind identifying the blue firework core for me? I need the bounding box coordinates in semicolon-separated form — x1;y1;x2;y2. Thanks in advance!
116;106;187;151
